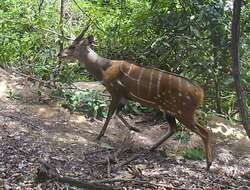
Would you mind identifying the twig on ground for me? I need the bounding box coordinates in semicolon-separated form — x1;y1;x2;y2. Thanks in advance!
35;162;120;190
116;153;143;169
107;155;111;178
92;178;188;190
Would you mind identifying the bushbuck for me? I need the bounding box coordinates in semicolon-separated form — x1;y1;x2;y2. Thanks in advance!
58;29;213;170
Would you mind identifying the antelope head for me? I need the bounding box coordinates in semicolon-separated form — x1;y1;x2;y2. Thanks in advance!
58;26;95;61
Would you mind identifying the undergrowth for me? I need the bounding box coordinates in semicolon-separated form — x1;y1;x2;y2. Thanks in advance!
183;147;206;160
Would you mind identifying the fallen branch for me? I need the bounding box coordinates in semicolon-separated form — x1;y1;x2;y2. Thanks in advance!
92;178;187;190
35;162;120;190
116;153;143;169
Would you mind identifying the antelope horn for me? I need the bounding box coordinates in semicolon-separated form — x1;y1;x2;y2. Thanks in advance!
74;24;90;42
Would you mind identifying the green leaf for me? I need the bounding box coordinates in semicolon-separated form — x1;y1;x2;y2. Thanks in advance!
100;142;113;150
183;147;206;160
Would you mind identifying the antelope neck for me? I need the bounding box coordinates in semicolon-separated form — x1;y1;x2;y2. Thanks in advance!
79;47;111;81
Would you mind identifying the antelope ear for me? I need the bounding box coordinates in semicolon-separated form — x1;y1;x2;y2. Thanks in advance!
87;35;95;46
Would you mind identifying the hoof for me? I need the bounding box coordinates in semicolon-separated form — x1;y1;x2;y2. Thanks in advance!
206;162;212;171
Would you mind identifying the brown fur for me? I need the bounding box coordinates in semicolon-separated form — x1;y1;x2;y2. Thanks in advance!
58;34;213;170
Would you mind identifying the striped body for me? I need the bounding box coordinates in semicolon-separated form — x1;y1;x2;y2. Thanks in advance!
103;61;204;119
59;33;213;170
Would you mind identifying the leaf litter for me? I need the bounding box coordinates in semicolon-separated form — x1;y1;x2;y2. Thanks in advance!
0;68;250;190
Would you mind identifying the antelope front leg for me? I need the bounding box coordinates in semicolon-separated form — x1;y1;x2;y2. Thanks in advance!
113;98;140;132
96;98;119;140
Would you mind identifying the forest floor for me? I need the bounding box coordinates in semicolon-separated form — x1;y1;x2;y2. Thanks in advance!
0;68;250;190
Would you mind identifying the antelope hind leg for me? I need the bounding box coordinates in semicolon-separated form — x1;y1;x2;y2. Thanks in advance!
195;122;213;170
117;114;141;132
180;118;213;170
119;114;177;167
150;114;177;151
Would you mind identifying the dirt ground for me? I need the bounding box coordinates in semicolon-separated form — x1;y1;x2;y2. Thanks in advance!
0;68;250;190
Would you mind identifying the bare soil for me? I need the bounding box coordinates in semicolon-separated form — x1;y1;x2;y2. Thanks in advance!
0;68;250;190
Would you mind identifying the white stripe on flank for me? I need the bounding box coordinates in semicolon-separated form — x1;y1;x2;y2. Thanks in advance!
117;80;125;87
167;75;172;95
127;64;132;75
178;77;181;90
186;80;191;88
168;74;172;87
137;68;144;95
120;62;124;73
121;64;137;81
148;69;154;96
157;71;163;96
129;92;156;105
123;72;137;81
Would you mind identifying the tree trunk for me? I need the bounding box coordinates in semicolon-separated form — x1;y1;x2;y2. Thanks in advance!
59;0;65;54
50;0;65;81
215;79;222;114
231;0;250;138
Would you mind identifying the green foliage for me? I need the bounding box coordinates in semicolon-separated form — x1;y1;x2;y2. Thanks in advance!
123;101;152;116
175;131;190;144
0;0;59;78
7;90;22;100
183;147;206;160
59;89;108;118
159;149;168;159
100;142;113;150
1;0;249;121
123;101;165;120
